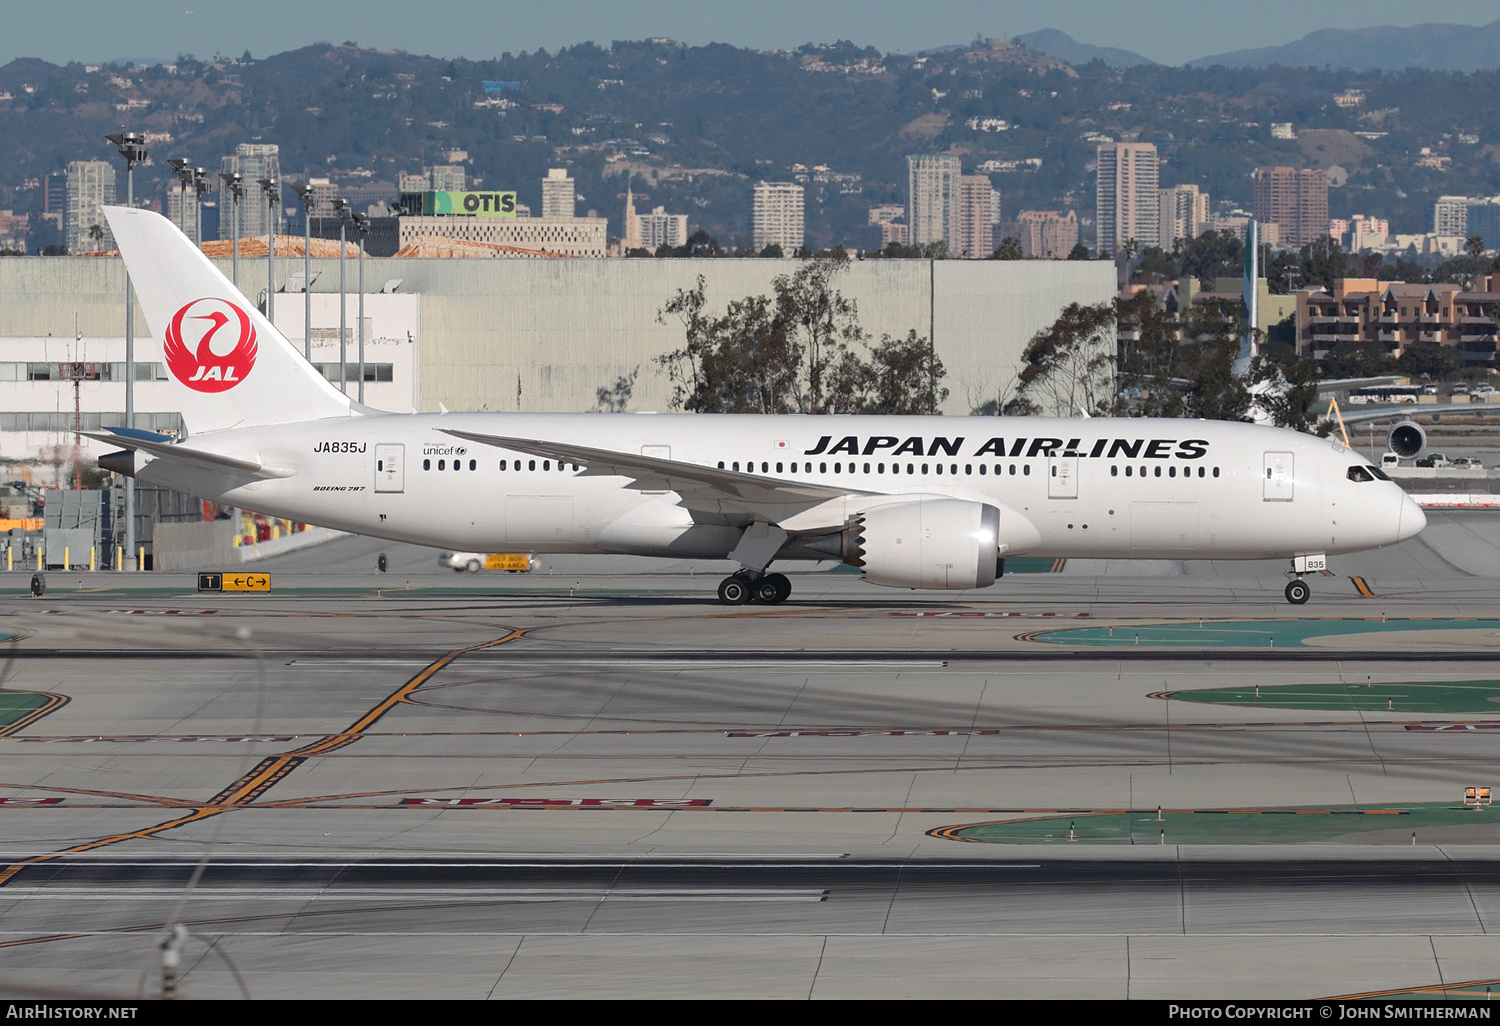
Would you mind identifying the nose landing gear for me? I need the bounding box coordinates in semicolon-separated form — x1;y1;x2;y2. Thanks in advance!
1284;554;1326;605
717;571;791;605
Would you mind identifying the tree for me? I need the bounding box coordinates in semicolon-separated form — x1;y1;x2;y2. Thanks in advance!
1066;243;1089;261
654;258;946;414
1319;340;1393;378
1119;294;1254;422
87;223;104;251
1298;236;1350;292
1397;342;1461;380
1015;302;1119;417
861;329;948;414
992;237;1023;260
759;243;784;258
1178;229;1242;283
1248;351;1328;434
1467;235;1486;260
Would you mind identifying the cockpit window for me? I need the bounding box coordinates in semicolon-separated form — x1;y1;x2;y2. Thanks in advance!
1347;466;1375;482
1367;465;1391;481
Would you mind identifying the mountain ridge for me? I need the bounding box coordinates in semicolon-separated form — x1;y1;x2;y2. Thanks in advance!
1190;20;1500;72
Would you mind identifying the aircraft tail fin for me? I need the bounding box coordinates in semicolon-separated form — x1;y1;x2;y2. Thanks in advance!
102;205;353;435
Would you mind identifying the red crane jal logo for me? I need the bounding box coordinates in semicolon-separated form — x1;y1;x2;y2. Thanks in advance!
164;298;258;392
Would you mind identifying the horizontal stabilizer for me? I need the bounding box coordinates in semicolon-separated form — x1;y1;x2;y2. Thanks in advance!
84;431;291;479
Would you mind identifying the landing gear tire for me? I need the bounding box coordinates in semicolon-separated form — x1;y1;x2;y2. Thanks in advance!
768;573;792;604
1285;579;1311;605
753;573;791;605
718;576;751;605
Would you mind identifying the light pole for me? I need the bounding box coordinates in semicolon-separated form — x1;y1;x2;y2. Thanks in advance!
218;172;244;290
293;184;317;362
334;198;349;395
166;158;193;236
353;212;369;403
107;131;147;570
192;167;208;250
256;177;279;323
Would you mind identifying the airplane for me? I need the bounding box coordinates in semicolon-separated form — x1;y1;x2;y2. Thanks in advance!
90;206;1427;607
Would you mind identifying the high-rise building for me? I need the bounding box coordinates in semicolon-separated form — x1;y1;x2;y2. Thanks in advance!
1468;198;1500;251
541;168;575;219
1432;195;1471;238
638;206;689;250
429;164;466;193
622;179;641;251
1015;210;1080;259
1158;184;1209;247
218;143;280;241
165;178;199;241
1252;167;1328;249
906;154;962;252
41;171;66;227
751;181;804;253
65;160;116;253
303;177;338;217
955;174;1000;259
1095;142;1159;254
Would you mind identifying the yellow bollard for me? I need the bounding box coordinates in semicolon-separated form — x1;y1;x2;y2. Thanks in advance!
63;547;69;570
90;547;96;571
117;546;123;571
138;546;145;571
36;549;42;571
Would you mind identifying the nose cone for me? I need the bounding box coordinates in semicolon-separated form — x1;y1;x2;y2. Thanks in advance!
1396;491;1427;542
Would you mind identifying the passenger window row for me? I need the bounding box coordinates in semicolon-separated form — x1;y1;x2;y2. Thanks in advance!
716;460;1037;477
1111;465;1220;479
423;456;585;474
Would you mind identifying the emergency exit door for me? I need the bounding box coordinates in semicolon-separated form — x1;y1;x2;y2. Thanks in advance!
374;444;405;493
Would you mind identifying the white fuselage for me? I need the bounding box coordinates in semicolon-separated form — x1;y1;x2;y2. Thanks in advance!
137;413;1425;566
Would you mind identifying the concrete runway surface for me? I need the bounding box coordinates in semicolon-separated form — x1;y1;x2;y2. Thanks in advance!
2;511;1500;999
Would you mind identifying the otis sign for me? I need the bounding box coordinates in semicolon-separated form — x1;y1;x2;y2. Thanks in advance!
164;297;258;392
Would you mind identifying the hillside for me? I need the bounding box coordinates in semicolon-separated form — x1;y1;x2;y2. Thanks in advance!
2;37;1499;249
1192;20;1500;72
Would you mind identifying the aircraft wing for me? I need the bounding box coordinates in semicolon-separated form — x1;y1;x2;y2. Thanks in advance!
83;430;292;479
438;429;872;510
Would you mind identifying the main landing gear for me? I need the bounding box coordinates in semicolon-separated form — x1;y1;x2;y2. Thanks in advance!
717;571;791;605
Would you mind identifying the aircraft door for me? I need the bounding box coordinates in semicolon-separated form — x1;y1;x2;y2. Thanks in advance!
1263;451;1294;501
640;445;671;495
374;444;404;493
1048;456;1078;499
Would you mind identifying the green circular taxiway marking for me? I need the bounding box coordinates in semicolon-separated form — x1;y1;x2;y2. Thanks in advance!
1031;619;1500;648
934;803;1498;845
1162;681;1500;714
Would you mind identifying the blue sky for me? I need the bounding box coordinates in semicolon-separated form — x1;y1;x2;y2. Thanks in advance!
9;0;1500;67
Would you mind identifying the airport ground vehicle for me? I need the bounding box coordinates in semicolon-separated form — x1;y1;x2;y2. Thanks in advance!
90;208;1426;606
1416;452;1452;468
439;552;534;573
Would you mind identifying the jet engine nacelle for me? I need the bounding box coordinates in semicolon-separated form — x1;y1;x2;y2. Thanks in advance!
852;498;1001;590
1388;419;1426;459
